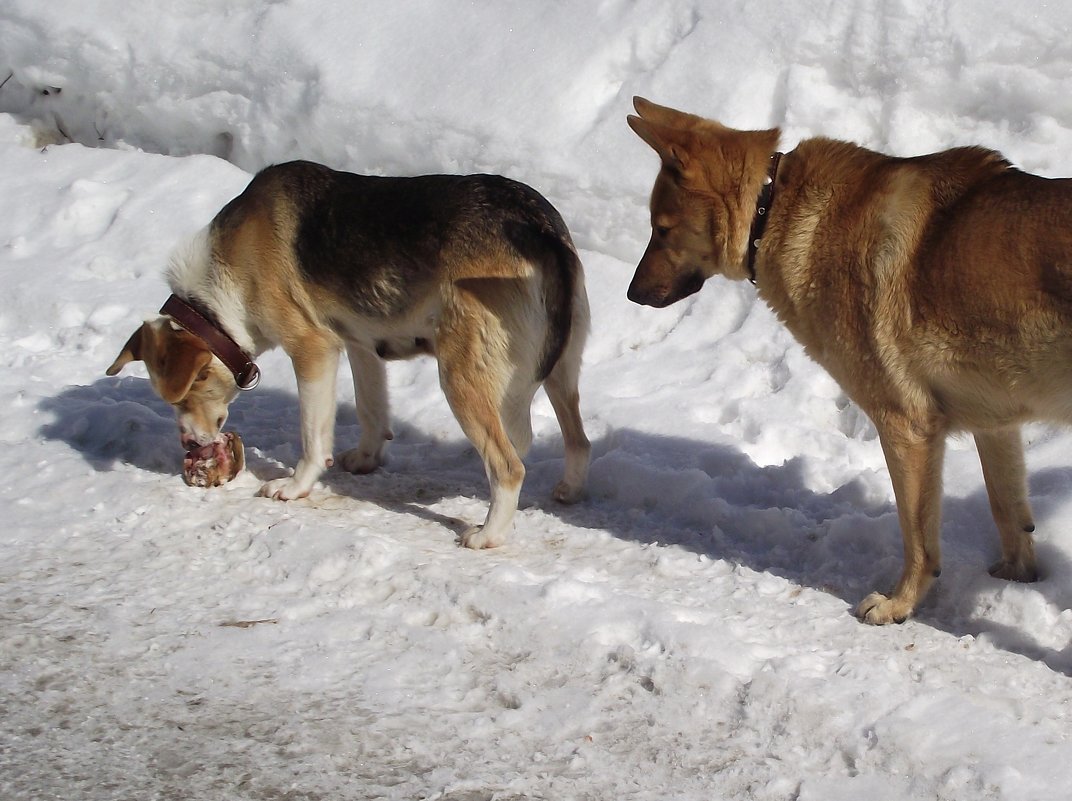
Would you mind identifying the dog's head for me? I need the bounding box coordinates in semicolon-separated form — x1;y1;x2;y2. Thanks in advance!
107;318;239;450
626;97;780;307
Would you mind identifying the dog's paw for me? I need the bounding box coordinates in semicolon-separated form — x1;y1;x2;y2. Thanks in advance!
855;592;914;625
551;480;585;505
989;558;1039;583
258;477;311;501
337;446;383;475
460;525;506;550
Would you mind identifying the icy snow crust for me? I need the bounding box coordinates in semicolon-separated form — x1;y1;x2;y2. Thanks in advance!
4;1;1072;799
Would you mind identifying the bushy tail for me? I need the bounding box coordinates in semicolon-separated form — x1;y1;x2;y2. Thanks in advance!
536;231;585;381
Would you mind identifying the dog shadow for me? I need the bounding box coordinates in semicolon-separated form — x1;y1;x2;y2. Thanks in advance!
937;471;1072;673
39;377;1072;674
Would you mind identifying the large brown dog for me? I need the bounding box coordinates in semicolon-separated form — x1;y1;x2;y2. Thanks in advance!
626;96;1072;624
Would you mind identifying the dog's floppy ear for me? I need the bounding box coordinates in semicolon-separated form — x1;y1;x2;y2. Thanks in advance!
627;113;692;175
153;335;214;404
106;324;148;376
106;319;215;404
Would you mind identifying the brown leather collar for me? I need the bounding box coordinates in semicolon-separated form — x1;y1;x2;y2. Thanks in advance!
746;151;783;284
160;294;261;390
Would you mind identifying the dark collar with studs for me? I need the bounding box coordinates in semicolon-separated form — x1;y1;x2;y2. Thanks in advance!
746;151;784;284
160;294;261;390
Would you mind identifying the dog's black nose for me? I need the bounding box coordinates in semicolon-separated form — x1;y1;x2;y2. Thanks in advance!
627;279;667;307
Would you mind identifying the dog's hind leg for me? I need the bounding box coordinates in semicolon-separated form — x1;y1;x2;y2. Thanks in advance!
857;421;946;624
445;377;525;549
436;304;525;550
975;427;1038;582
500;381;537;458
543;331;590;505
338;345;392;474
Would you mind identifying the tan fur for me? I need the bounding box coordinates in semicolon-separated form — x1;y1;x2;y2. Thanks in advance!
108;162;591;548
108;321;222;403
627;96;1072;624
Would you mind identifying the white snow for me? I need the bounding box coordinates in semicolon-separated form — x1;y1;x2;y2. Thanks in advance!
4;1;1072;799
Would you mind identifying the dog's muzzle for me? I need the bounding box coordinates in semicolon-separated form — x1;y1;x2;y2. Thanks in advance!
627;269;705;308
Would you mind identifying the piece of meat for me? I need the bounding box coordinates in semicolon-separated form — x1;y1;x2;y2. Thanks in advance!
182;432;245;488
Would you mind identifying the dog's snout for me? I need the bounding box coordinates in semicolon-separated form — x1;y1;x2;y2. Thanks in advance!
627;281;656;306
627;274;670;307
179;415;224;450
627;267;704;308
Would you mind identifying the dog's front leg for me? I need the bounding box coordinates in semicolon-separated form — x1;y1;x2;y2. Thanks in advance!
260;346;340;501
857;421;946;624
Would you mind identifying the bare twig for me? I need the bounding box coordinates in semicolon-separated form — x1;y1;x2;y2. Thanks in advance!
53;114;73;143
218;618;279;629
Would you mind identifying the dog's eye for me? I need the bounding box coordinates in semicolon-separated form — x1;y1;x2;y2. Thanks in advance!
655;225;671;238
196;367;211;383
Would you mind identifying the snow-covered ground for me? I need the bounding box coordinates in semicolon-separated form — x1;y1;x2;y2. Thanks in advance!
4;2;1072;798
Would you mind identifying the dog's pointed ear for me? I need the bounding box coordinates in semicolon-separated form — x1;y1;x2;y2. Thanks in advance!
627;114;692;175
633;96;681;125
632;97;712;130
106;324;148;376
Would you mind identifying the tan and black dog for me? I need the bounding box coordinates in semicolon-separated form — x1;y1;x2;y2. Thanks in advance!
108;160;591;548
627;96;1072;624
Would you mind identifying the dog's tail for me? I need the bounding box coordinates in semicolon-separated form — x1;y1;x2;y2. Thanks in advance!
535;230;586;381
503;213;586;381
493;177;587;381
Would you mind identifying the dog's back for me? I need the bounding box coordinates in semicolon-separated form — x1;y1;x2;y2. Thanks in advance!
911;162;1072;427
759;139;1072;429
210;161;582;380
